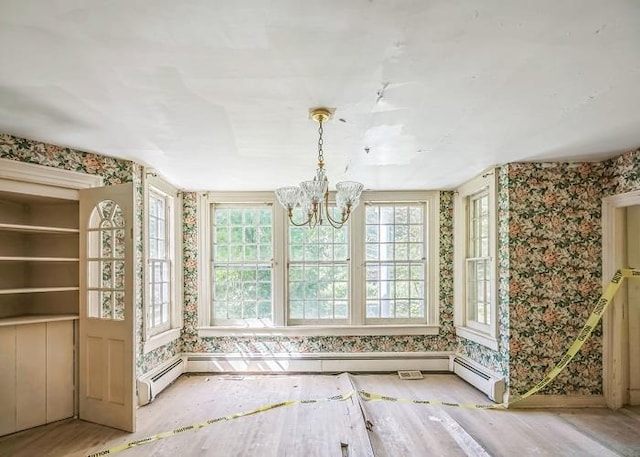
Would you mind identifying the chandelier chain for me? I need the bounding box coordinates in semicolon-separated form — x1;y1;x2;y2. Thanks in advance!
317;119;324;166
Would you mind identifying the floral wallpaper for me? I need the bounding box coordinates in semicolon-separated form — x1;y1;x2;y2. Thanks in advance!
603;148;640;196
506;162;609;395
181;192;201;352
0;134;134;185
180;191;460;354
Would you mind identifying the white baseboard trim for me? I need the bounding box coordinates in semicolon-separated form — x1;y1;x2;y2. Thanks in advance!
184;351;453;374
509;395;606;408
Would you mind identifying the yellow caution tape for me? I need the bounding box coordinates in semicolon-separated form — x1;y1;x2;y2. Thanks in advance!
359;268;639;409
89;268;638;455
87;391;354;456
357;390;503;410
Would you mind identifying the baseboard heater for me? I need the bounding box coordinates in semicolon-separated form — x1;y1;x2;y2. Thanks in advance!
449;355;505;403
138;353;504;405
185;352;452;374
137;356;185;406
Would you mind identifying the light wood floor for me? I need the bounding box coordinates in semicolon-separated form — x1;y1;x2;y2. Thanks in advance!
1;373;639;457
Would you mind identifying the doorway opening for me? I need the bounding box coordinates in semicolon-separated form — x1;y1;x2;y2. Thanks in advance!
602;191;640;408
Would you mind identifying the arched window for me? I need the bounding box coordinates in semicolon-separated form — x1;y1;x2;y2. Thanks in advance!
87;200;126;320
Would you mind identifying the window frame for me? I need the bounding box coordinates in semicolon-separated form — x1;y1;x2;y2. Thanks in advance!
211;202;276;326
287;205;351;326
198;190;439;336
143;172;182;352
361;198;431;325
454;169;499;350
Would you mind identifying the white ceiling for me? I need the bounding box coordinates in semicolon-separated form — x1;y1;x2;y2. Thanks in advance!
1;1;639;191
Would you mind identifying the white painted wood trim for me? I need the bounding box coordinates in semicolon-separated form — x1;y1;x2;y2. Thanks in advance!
0;287;79;295
198;324;440;337
0;157;103;189
197;193;210;327
184;351;453;373
142;172;184;342
0;223;79;234
453;168;499;348
0;314;79;326
509;395;606;408
602;189;640;409
454;326;499;351
143;328;181;354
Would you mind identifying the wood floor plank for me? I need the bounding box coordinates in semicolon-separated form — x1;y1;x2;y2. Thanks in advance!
1;373;640;457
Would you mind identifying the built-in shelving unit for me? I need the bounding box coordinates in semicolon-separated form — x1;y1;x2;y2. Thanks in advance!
0;188;81;436
0;159;107;437
0;189;80;319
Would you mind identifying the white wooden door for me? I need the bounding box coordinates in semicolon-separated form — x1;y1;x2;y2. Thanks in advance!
79;183;135;432
628;205;640;405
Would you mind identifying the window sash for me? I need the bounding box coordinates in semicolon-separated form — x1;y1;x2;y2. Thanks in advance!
148;258;171;332
465;190;491;328
363;202;428;324
286;209;350;325
465;257;491;327
287;260;350;324
211;205;274;325
147;189;173;334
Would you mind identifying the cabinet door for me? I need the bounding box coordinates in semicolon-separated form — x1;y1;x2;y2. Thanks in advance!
16;323;47;431
47;320;75;422
0;326;16;435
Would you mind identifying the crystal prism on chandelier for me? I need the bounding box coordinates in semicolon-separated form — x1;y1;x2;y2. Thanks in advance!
275;107;364;229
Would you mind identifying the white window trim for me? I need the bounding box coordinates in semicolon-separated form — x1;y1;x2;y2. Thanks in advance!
198;190;440;336
143;171;183;353
454;169;499;350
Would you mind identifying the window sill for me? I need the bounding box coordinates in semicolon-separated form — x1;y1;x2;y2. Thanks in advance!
198;325;440;337
144;328;181;354
455;326;499;351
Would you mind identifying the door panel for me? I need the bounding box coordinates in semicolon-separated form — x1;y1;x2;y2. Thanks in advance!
627;205;640;405
16;324;46;431
79;183;135;432
46;320;74;422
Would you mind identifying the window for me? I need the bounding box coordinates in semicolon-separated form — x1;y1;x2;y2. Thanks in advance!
454;170;498;349
212;206;273;325
365;203;426;324
144;173;182;351
200;191;439;336
467;191;490;326
288;208;349;325
148;190;170;332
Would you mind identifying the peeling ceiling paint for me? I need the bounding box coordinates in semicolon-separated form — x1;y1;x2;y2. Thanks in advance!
0;0;639;190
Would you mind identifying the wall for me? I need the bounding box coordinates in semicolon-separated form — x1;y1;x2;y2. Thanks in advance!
503;151;639;396
505;162;609;395
0;133;180;376
5;132;639;397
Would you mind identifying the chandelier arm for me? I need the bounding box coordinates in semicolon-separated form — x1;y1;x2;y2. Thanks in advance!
321;191;350;228
287;209;315;227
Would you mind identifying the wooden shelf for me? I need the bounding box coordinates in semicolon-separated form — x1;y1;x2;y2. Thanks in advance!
0;256;79;262
0;287;79;295
0;314;79;327
0;223;79;234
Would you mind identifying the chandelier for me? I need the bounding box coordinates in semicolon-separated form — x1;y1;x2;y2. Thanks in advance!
275;107;364;229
